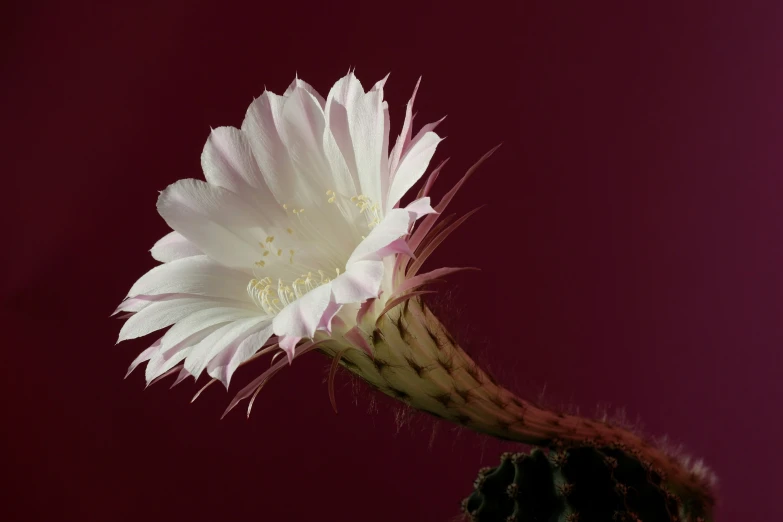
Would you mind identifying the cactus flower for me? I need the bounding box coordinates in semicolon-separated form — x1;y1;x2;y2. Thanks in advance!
115;71;715;521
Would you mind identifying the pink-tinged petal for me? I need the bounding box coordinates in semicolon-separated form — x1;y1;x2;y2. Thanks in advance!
222;339;328;419
347;209;410;266
150;231;203;263
408;145;501;254
373;238;415;259
356;297;377;324
207;322;274;388
318;299;342;335
117;296;253;343
392;267;479;298
407;206;484;277
344;326;374;360
156;179;268;270
183;317;267;380
375;291;436;326
386;131;443;210
388;77;420;179
331;260;384;304
125;338;162;378
241;90;299;207
403;197;437;220
201;127;283;219
416;158;449;200
346;198;434;267
127;256;251;301
272;283;332;341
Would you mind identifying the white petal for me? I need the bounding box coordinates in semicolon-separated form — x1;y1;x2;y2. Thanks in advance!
272;283;332;339
183;317;267;380
118;296;253;343
201;127;283;220
128;255;251;300
207;322;274;387
160;307;262;352
145;324;225;383
331;260;384;304
324;74;363;186
156;179;267;270
125;338;162;378
241;91;298;207
279;86;330;204
150;232;203;263
284;77;325;107
324;73;386;204
388;78;420;179
386;131;442;209
380;101;391;210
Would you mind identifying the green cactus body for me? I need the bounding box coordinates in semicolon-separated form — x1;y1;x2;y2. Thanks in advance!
463;446;706;522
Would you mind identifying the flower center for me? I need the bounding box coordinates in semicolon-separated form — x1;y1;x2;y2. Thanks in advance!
245;192;383;315
247;268;340;315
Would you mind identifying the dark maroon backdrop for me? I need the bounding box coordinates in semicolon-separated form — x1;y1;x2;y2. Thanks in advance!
4;1;780;520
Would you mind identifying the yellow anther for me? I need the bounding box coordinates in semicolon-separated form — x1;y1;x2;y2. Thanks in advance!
350;196;358;202
283;203;288;210
265;236;274;243
255;260;266;267
335;267;341;276
277;249;282;256
286;228;293;234
327;196;336;203
326;189;334;195
263;251;270;256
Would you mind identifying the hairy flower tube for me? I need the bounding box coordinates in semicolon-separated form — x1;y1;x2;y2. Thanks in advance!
115;72;715;521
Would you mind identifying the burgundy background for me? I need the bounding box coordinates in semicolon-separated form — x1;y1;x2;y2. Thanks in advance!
4;1;781;520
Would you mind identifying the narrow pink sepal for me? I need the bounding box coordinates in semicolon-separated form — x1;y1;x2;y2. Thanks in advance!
170;367;192;388
407;206;485;277
375;290;436;326
392;267;479;298
416;158;449;200
191;378;218;403
407;145;501;255
221;339;329;419
328;348;350;414
344;326;374;360
145;365;183;388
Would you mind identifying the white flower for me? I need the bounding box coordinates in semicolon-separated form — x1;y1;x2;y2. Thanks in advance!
116;72;448;392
